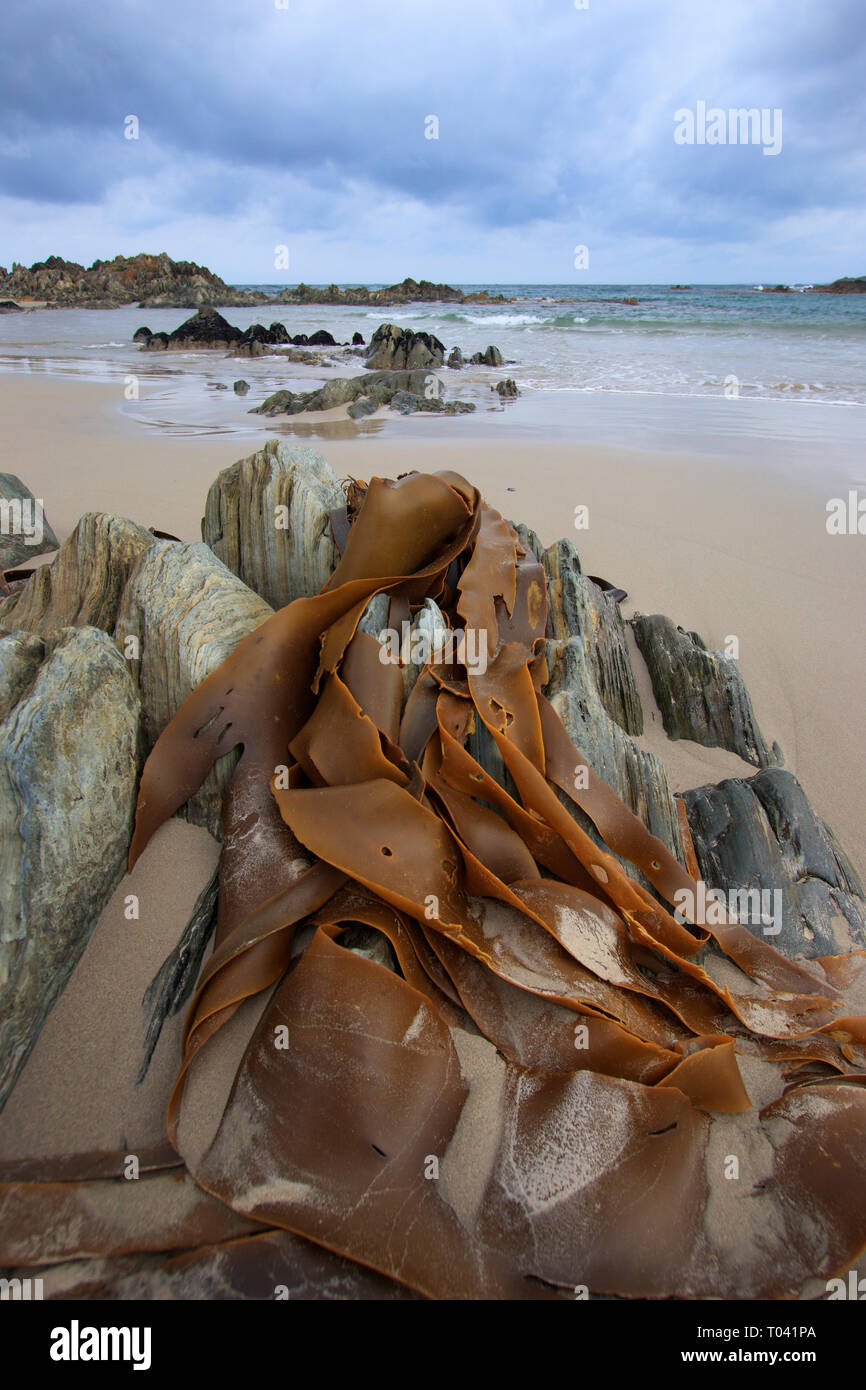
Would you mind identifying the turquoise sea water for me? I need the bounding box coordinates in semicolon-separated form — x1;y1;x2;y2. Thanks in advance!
1;284;863;471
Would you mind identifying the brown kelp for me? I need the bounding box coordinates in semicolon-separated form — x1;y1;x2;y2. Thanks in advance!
6;469;866;1299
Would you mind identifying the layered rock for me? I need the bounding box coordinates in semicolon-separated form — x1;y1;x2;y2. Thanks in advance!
544;538;642;735
544;636;684;865
201;440;344;610
0;475;59;570
683;768;866;958
0;254;265;308
365;323;445;370
0;514;156;636
631;614;780;768
0;627;140;1108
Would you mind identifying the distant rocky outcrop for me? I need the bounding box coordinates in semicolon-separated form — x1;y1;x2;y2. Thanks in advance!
0;300;23;313
250;369;474;419
0;254;265;309
812;276;866;294
273;277;507;306
365;323;445;370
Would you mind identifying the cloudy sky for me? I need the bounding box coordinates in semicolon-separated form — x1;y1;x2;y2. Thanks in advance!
1;0;863;284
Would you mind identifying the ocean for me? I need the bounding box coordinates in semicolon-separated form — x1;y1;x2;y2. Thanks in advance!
1;284;864;477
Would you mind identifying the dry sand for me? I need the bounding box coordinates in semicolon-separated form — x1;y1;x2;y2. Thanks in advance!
2;372;861;874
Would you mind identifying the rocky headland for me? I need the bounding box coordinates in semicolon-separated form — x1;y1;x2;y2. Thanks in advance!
0;258;508;310
0;254;266;309
812;275;866;294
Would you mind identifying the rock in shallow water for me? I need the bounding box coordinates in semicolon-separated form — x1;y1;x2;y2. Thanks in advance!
250;368;469;418
365;323;445;370
0;626;140;1109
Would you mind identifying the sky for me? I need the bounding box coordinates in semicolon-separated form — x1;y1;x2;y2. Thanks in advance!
1;0;864;285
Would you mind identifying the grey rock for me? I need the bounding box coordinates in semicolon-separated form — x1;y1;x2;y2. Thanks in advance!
631;613;779;767
201;439;344;610
365;323;445;371
0;627;140;1109
0;474;59;570
683;767;866;958
513;522;546;564
357;593;390;640
495;378;519;397
233;379;250;396
447;346;464;369
339;923;399;974
545;636;683;867
0;631;44;721
543;538;643;735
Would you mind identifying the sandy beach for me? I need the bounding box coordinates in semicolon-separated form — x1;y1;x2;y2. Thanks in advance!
2;370;862;875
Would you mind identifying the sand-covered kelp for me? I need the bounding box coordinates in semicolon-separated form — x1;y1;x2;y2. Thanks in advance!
44;470;866;1298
